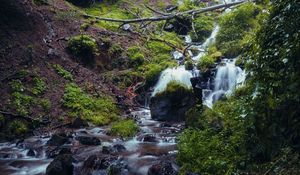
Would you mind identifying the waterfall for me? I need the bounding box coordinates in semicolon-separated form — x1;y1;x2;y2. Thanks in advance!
192;25;219;61
152;66;193;96
204;59;245;108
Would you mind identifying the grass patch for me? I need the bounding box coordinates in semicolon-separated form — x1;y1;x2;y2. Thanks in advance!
62;83;119;125
110;119;139;138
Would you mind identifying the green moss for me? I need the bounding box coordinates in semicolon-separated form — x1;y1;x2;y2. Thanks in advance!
189;14;214;42
147;41;173;55
68;35;98;65
62;83;119;125
110;119;139;138
53;64;73;81
108;44;123;56
185;60;194;70
197;54;215;71
216;3;261;57
8;120;28;136
156;81;193;99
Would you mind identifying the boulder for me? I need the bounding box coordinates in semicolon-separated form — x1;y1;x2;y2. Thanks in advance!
70;117;88;128
46;154;74;175
148;161;178;175
102;144;126;154
47;147;72;158
81;154;118;174
142;134;159;143
46;133;68;146
76;136;101;146
26;149;35;157
150;82;196;121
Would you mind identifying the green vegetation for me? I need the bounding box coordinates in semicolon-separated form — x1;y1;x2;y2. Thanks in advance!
156;81;193;99
197;54;215;71
68;35;98;65
110;119;139;137
127;46;145;67
189;14;214;42
30;77;46;95
8;120;29;136
53;64;73;81
184;60;194;70
216;3;262;57
62;83;119;125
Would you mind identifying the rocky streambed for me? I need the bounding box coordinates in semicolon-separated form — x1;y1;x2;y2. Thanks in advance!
0;109;184;175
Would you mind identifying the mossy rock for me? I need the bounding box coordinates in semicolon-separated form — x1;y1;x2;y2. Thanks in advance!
150;81;196;121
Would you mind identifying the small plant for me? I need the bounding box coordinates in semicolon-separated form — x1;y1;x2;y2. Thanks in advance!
68;35;98;65
53;64;73;81
39;98;51;112
31;77;46;95
185;60;194;70
197;55;215;71
110;119;139;138
11;92;33;116
8;120;28;136
10;80;25;92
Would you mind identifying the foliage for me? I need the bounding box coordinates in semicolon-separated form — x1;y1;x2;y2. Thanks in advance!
216;3;262;57
184;60;194;70
178;95;250;174
62;83;119;125
245;0;300;162
110;119;139;138
8;120;28;136
68;35;98;65
189;14;214;42
30;77;46;95
53;64;73;81
197;54;215;71
11;92;33;116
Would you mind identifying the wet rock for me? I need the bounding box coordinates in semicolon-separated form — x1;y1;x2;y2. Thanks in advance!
160;123;172;128
148;161;178;175
165;5;178;12
102;144;126;154
164;16;192;35
76;136;101;146
70;117;88;128
46;154;74;175
142;134;158;143
81;154;118;174
47;147;72;158
47;133;69;146
108;161;129;175
150;90;196;121
26;149;35;157
190;77;203;103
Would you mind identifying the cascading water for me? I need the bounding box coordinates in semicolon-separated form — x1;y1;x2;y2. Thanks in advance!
204;59;245;108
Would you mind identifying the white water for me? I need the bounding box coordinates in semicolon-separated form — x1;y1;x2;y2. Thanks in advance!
191;25;220;61
204;59;246;108
152;66;193;96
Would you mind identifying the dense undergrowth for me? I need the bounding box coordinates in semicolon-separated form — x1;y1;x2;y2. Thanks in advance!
178;0;300;174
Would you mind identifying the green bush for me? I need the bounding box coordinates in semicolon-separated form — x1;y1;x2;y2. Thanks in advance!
68;35;98;65
216;3;261;57
189;14;214;42
197;54;215;71
184;60;194;70
110;119;139;138
62;83;119;125
8;120;28;136
31;77;46;95
53;64;73;81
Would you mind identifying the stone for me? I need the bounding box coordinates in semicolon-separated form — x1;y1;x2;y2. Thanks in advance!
148;161;178;175
81;154;118;174
26;149;35;157
70;117;88;128
46;133;68;146
46;154;74;175
76;136;101;146
142;134;158;143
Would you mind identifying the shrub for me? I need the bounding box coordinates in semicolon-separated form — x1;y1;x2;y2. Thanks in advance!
216;3;261;57
189;14;214;42
62;83;119;125
8;120;28;136
197;54;215;71
110;119;139;138
11;92;33;116
68;35;98;65
31;77;46;95
184;60;194;70
53;64;73;81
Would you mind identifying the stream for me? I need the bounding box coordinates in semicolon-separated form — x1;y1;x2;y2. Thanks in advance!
0;1;245;174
